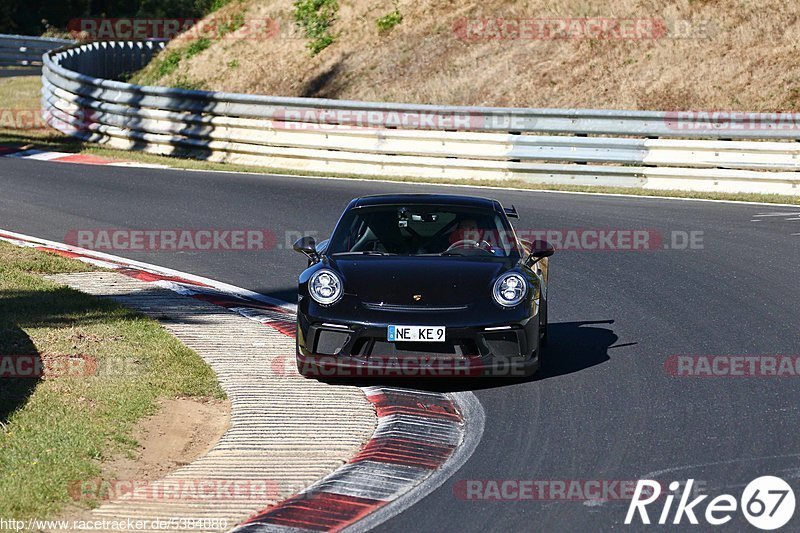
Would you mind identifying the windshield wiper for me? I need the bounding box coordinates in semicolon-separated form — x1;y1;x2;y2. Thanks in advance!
439;249;497;257
335;251;394;256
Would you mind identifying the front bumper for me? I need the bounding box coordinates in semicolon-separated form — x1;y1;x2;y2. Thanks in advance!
296;352;539;378
296;308;540;378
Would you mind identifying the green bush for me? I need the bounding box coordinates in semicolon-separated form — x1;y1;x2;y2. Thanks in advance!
132;38;208;85
185;37;212;58
377;9;403;34
210;0;232;10
217;12;246;37
154;49;183;79
293;0;339;55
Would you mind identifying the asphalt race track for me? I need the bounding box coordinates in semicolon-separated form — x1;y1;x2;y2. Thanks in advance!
2;158;799;531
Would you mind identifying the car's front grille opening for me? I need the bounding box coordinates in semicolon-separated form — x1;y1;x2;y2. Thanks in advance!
362;302;469;313
353;337;371;356
482;330;523;357
314;329;350;356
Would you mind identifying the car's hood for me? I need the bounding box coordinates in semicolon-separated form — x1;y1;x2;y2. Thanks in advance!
329;256;516;306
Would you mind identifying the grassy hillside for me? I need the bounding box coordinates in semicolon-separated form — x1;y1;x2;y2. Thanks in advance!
130;0;800;111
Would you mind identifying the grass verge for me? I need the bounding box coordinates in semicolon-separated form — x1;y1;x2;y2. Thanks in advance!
0;242;225;519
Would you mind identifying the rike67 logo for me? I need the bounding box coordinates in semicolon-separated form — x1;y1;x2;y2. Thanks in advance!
626;477;795;530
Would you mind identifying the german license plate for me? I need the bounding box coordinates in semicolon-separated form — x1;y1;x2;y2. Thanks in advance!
387;325;446;342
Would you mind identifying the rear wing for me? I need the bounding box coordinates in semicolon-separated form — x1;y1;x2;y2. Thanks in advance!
504;205;519;218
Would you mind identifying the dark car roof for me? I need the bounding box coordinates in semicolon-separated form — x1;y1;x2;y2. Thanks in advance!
351;194;501;211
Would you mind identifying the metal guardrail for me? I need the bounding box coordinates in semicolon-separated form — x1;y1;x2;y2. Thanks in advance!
0;34;72;66
39;40;800;195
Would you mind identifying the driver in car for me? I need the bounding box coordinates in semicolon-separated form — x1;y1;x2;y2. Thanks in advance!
448;217;481;244
443;216;502;255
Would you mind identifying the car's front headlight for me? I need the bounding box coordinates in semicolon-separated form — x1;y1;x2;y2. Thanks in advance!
493;273;527;307
309;269;343;305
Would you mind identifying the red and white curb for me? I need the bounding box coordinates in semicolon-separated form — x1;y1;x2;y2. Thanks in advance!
234;388;473;533
0;146;168;168
0;228;485;532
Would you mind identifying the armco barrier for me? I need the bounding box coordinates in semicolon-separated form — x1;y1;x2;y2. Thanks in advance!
0;34;72;66
39;40;800;195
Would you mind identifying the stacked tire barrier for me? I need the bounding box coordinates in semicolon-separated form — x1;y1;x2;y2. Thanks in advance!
41;40;800;195
0;34;72;66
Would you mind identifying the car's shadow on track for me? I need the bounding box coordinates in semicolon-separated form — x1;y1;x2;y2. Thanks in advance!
321;319;621;393
536;319;619;379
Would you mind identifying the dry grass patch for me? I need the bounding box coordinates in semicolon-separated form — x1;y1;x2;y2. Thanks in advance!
129;0;800;111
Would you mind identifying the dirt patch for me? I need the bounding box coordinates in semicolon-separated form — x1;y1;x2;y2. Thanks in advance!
58;397;230;521
108;397;230;481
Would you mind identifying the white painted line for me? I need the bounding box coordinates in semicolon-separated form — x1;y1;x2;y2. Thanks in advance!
643;453;800;480
752;212;800;217
108;161;170;169
7;149;72;160
0;228;297;313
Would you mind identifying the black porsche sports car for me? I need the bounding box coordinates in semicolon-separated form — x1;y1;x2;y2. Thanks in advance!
292;194;554;378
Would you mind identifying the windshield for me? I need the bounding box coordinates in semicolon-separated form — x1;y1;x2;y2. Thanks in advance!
328;205;520;257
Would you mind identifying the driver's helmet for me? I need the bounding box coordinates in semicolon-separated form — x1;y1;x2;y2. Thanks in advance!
449;218;482;244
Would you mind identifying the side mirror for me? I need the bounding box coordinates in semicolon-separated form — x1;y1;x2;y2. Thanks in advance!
293;236;319;262
528;239;554;264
